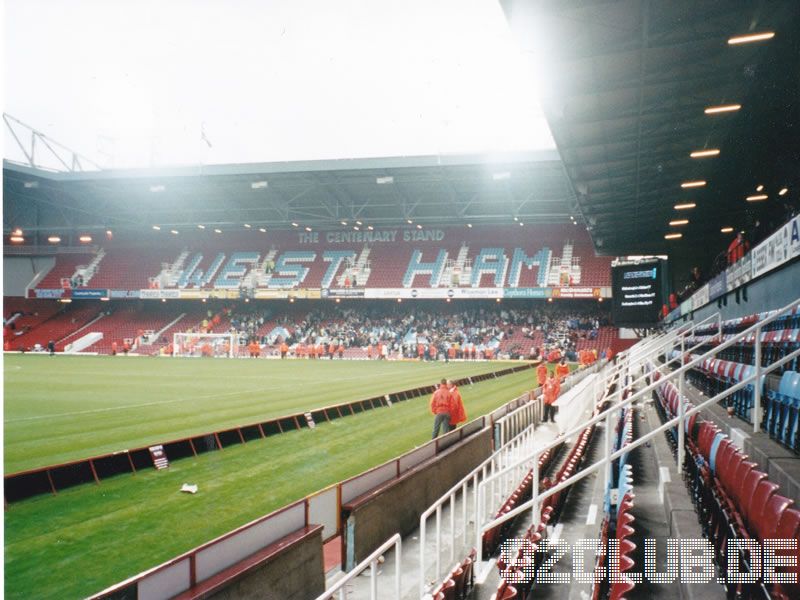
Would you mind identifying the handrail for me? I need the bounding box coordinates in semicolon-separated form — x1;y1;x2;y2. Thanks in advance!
473;296;800;563
585;299;791;443
316;533;402;600
607;314;724;415
471;372;618;563
620;312;719;376
478;344;800;539
479;373;599;488
415;364;601;597
417;399;541;597
665;212;800;323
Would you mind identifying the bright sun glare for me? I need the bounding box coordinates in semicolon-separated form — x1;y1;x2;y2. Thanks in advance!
3;0;554;169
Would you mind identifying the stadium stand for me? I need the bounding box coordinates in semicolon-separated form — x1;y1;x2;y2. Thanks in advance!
4;298;624;360
5;302;100;351
3;298;62;347
87;246;166;291
28;225;612;294
669;306;800;451
3;2;799;598
33;253;95;289
651;371;800;600
77;303;189;354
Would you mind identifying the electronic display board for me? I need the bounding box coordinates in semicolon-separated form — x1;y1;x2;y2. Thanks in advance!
611;261;664;326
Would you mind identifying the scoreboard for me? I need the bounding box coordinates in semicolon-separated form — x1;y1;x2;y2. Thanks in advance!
611;260;665;326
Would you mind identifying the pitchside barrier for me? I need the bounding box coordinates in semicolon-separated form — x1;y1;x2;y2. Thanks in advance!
4;363;536;503
88;364;555;600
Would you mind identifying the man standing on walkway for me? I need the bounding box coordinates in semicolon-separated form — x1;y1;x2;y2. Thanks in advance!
543;372;559;423
430;379;452;438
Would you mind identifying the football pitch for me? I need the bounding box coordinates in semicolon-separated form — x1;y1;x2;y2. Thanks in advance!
4;355;546;599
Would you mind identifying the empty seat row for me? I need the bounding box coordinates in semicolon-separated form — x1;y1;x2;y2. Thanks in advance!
491;416;603;598
482;446;558;556
493;505;556;599
765;371;800;449
609;465;637;600
429;549;475;600
650;372;800;600
692;306;800;338
591;400;637;600
685;354;800;451
540;422;596;516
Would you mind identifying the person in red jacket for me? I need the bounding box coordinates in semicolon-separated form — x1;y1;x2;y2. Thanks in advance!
727;232;749;265
536;362;548;388
430;379;452;438
337;344;344;359
542;372;559;423
556;358;570;381
447;380;467;428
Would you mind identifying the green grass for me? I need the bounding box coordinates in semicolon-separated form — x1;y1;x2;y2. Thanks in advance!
4;356;543;599
4;355;510;473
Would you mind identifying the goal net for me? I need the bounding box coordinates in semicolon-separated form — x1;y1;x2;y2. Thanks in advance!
173;332;237;358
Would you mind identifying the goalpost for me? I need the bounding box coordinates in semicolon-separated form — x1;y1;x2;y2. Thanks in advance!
173;332;238;358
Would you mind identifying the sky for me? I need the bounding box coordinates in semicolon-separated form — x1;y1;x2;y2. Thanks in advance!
3;0;554;170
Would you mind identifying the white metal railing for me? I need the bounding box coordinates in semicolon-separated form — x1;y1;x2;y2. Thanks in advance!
494;363;597;447
496;398;539;448
417;397;546;598
415;324;702;589
417;362;601;596
472;296;800;567
595;311;723;465
476;372;599;521
316;534;402;600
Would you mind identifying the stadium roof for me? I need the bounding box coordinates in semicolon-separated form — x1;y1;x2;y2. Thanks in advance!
3;150;581;236
501;0;800;257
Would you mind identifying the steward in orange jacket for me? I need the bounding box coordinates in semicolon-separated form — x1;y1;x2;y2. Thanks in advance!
447;380;467;427
542;373;559;423
430;380;452;438
279;342;288;358
556;359;570;381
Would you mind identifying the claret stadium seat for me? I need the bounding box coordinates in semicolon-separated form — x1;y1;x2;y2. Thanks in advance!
751;489;791;541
